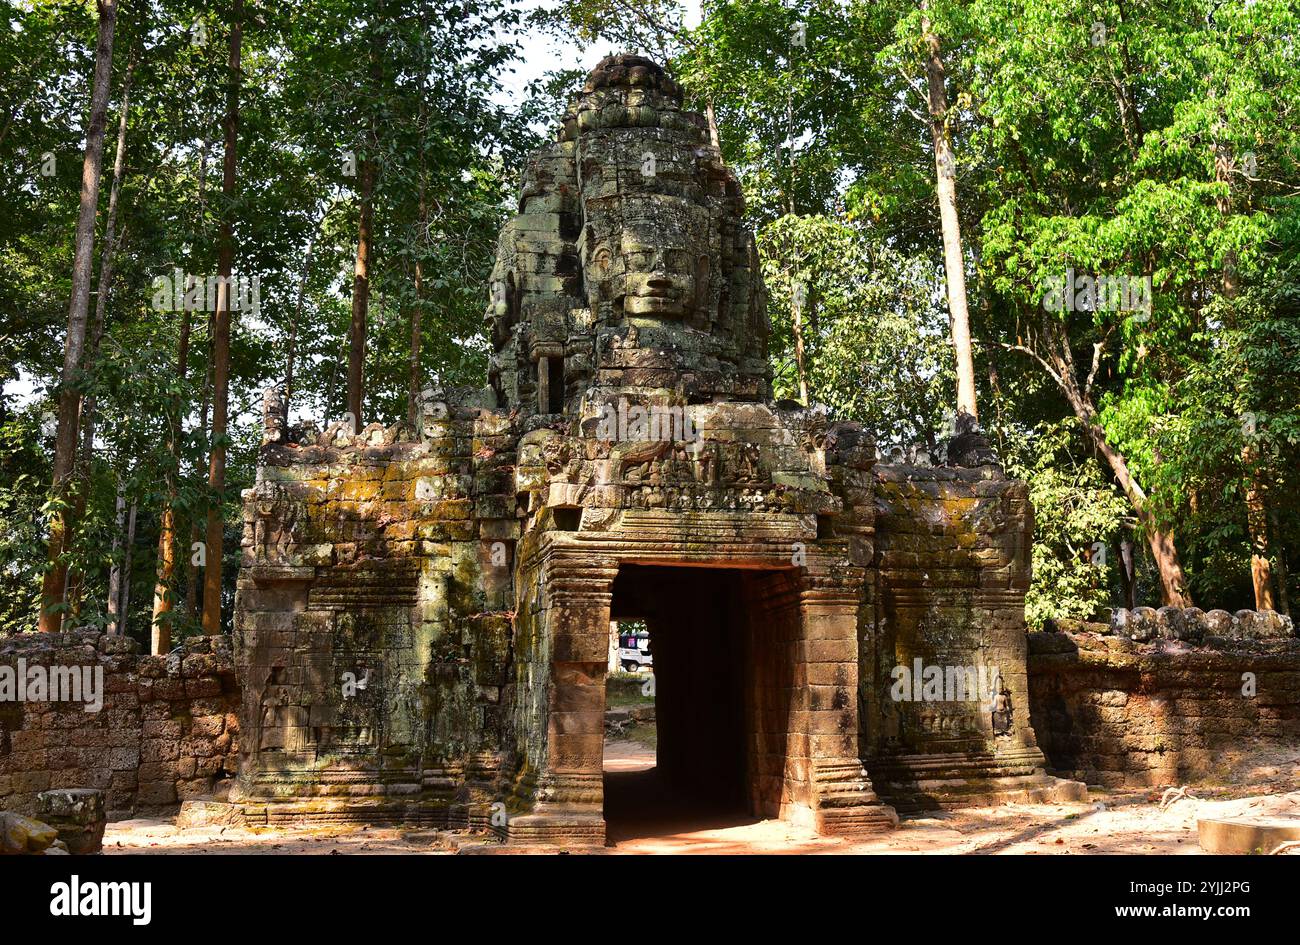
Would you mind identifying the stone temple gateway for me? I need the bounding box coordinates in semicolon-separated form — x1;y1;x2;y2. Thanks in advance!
232;55;1082;845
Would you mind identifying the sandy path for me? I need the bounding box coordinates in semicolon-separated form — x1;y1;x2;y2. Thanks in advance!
101;741;1300;855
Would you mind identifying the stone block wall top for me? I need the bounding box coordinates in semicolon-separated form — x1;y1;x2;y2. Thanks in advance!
1027;624;1300;790
1042;608;1297;647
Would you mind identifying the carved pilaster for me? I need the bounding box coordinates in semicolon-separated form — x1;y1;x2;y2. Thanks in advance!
507;543;617;845
797;564;899;834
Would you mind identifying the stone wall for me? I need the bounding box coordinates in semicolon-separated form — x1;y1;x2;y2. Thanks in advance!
0;631;239;819
232;402;517;822
861;461;1071;809
1028;614;1300;789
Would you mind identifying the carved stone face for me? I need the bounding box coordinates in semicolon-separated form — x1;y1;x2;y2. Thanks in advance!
622;239;695;317
583;197;710;320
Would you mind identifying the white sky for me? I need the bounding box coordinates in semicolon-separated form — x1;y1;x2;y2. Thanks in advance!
498;0;702;105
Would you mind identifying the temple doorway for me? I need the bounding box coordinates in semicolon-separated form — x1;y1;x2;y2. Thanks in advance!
601;563;803;841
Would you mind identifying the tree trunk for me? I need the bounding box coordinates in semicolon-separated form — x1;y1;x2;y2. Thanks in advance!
407;119;427;430
152;506;178;651
66;60;135;619
1243;444;1275;611
1062;380;1192;606
408;257;423;429
705;99;721;149
285;225;318;415
118;497;138;631
201;0;242;635
1215;137;1274;609
151;305;193;653
921;8;978;421
348;156;375;434
1270;506;1290;616
1111;453;1190;607
39;0;119;632
1106;0;1145;161
1118;533;1136;610
187;334;213;623
152;143;208;651
106;487;137;635
105;483;126;634
791;281;809;403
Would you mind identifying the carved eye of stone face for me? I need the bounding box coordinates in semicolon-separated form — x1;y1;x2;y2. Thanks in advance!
662;249;691;272
626;249;655;272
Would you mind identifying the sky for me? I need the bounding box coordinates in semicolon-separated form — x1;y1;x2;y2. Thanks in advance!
496;0;703;106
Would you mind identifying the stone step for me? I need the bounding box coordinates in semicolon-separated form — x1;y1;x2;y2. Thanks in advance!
1198;816;1300;854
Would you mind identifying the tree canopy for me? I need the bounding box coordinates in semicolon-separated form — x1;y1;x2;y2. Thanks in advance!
2;0;1297;639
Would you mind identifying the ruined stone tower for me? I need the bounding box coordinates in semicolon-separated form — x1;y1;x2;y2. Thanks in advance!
232;54;1080;844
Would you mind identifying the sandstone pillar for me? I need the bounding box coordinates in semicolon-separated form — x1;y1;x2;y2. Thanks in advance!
799;568;899;834
506;550;617;845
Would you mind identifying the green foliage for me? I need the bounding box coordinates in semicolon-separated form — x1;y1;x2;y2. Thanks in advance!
759;214;953;447
4;0;1299;636
1147;265;1300;601
1002;421;1130;628
0;0;532;639
693;0;1300;614
679;0;892;224
0;405;50;634
532;0;688;63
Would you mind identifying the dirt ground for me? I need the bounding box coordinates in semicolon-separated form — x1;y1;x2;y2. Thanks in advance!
102;739;1300;855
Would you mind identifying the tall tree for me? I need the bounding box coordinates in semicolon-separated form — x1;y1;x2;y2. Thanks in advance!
920;3;977;420
960;0;1211;606
66;51;136;618
201;0;243;635
407;183;426;429
995;313;1194;606
345;5;389;435
347;154;374;434
151;139;208;652
105;486;137;635
285;209;321;416
1215;122;1276;612
39;0;119;632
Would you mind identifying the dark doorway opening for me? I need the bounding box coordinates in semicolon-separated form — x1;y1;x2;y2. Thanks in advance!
544;356;565;413
603;564;801;842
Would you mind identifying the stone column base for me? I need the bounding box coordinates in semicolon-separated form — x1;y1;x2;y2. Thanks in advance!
504;812;606;847
873;770;1088;813
810;760;899;834
814;803;900;835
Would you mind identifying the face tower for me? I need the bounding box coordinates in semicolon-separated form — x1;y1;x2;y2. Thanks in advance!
485;54;769;422
232;54;1077;846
